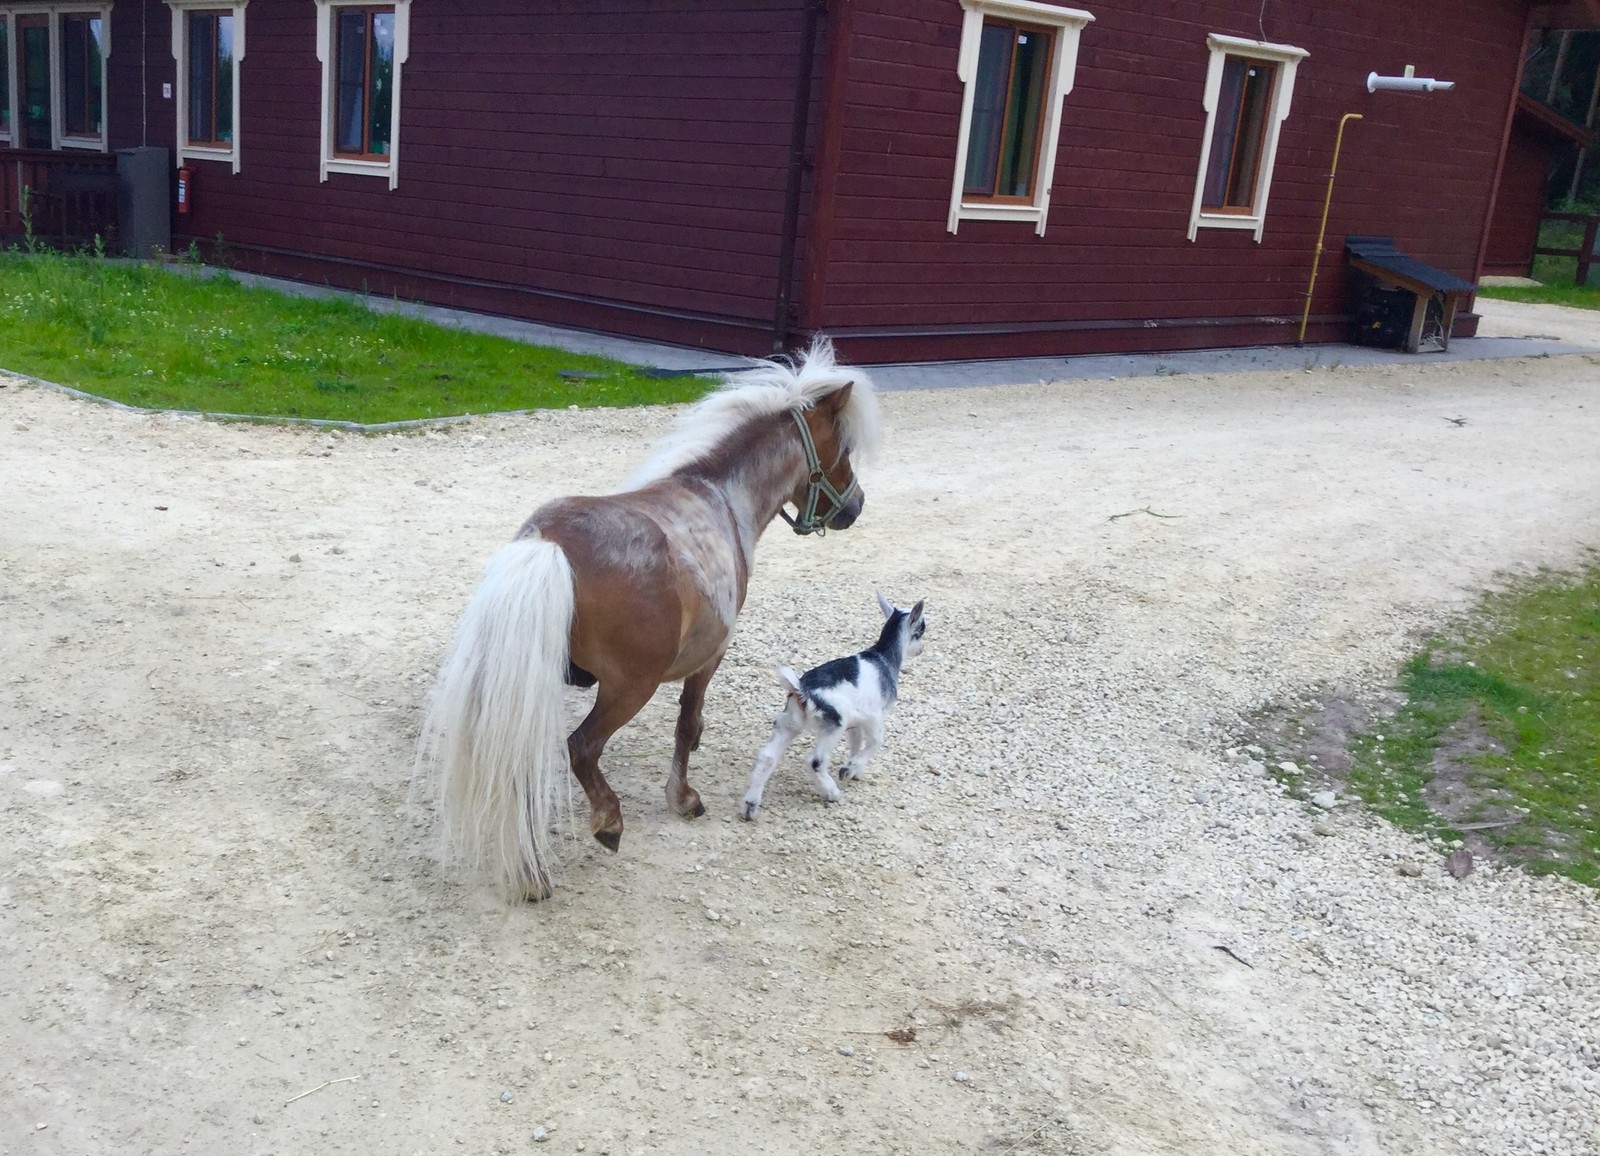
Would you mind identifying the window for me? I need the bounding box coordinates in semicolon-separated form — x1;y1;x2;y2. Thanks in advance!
315;0;409;188
167;1;246;173
60;11;102;139
1;20;10;142
948;0;1093;235
0;6;111;149
1187;34;1306;242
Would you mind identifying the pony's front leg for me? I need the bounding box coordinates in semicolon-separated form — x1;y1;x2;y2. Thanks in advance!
570;676;657;854
667;656;723;819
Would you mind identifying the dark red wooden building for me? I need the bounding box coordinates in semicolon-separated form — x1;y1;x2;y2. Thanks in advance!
0;0;1550;361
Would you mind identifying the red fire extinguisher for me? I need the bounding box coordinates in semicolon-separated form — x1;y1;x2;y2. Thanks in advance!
176;166;192;215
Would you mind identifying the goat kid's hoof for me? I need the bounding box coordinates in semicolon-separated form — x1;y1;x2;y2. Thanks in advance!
738;801;759;821
594;829;622;853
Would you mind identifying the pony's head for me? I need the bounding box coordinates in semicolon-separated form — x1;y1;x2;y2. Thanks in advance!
625;336;880;536
787;379;866;533
774;337;879;534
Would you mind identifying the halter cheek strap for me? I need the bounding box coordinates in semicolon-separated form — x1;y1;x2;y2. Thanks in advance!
779;409;859;536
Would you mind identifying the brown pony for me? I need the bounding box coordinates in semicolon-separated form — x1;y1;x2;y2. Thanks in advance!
419;339;881;899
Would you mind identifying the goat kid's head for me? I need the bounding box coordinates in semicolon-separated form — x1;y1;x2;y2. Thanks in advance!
876;592;927;659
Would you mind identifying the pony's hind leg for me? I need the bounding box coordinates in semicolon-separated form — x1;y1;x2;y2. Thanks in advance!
740;699;806;821
667;656;724;820
569;675;658;853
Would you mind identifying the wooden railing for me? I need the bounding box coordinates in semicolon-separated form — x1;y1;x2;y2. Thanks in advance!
1532;210;1600;286
0;150;121;250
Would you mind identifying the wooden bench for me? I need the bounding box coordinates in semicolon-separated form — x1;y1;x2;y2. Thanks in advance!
1345;235;1477;353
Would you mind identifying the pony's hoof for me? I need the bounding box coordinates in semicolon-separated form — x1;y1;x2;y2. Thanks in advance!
690;801;707;818
594;829;622;853
513;878;553;903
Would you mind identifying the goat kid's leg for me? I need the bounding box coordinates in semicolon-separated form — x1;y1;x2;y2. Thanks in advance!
569;676;657;854
807;725;848;804
740;700;805;821
667;655;723;819
840;719;885;782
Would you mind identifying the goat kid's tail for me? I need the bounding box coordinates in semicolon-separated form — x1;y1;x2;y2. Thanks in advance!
418;536;575;898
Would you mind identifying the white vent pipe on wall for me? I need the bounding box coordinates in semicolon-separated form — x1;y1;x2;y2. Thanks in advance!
1367;72;1455;93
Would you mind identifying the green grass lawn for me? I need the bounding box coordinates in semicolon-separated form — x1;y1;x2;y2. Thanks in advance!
1476;215;1600;310
1477;281;1600;311
0;252;710;423
1344;567;1600;887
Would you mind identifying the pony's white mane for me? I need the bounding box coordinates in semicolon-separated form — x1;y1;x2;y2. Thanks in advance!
625;336;881;489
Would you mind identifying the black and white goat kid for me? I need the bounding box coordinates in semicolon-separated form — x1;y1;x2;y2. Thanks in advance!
739;594;926;821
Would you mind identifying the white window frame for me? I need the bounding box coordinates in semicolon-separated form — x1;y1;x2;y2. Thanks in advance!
947;0;1092;236
315;0;408;190
0;3;112;151
1187;33;1306;243
166;0;246;173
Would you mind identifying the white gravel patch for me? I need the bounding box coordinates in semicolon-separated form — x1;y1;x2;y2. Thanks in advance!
1;352;1598;1155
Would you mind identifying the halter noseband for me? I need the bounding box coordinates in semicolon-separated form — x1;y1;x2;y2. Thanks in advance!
779;409;859;536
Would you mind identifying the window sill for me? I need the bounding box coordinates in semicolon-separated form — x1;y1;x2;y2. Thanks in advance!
58;136;107;152
180;145;237;163
953;200;1049;232
323;156;396;187
1192;212;1266;239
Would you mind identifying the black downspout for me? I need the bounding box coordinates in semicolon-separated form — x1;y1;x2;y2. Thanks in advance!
773;0;825;353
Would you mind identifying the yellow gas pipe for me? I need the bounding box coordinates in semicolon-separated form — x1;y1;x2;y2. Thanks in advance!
1298;112;1363;345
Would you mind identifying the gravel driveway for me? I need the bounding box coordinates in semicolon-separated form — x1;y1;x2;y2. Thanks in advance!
2;336;1598;1156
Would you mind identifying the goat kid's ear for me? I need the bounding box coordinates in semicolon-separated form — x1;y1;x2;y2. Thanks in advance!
910;599;925;622
876;590;894;619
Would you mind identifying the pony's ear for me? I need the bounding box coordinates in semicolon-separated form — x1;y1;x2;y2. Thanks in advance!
877;590;894;618
821;381;854;416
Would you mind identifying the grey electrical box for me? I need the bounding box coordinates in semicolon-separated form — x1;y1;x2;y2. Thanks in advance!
116;147;171;259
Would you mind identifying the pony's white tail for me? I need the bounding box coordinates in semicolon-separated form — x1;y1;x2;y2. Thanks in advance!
418;535;576;897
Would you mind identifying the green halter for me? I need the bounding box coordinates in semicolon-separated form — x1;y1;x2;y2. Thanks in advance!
779;409;860;536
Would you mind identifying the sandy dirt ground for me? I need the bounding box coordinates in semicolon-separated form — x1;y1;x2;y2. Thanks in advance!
2;336;1599;1156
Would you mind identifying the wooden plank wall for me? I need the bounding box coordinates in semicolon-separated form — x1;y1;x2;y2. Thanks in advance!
131;0;812;354
1483;125;1556;277
809;0;1528;360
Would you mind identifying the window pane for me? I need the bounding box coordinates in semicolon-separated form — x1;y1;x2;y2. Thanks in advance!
216;15;235;142
64;17;87;133
23;24;51;147
1203;56;1275;211
998;28;1051;197
963;24;1014;196
189;13;216;143
86;18;104;134
1203;56;1248;207
1225;62;1275;207
0;24;10;136
369;12;395;157
335;10;367;153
